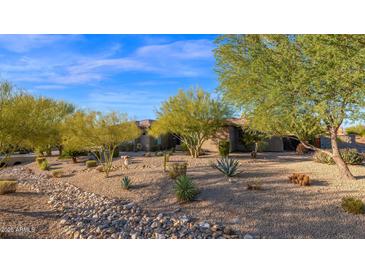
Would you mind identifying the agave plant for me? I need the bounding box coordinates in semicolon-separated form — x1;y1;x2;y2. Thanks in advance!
121;176;132;190
213;157;241;178
174;175;198;202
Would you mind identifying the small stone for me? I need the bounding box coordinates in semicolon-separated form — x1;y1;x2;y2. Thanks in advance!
223;227;233;235
199;222;210;229
155;233;165;239
180;215;190;224
244;233;254;239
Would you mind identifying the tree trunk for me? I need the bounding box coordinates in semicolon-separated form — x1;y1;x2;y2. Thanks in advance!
330;128;356;180
72;157;77;163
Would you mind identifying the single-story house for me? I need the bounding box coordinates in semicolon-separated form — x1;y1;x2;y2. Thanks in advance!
126;118;286;153
201;118;285;153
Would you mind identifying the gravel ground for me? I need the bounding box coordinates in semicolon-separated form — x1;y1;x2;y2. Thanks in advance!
21;151;365;239
0;183;62;239
0;166;243;239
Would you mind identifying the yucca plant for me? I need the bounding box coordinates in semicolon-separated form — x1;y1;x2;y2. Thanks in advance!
213;157;241;178
174;175;198;202
121;176;132;190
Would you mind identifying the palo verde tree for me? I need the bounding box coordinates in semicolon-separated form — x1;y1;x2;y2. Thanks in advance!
149;88;232;158
215;35;365;180
62;111;140;177
29;97;75;156
0;81;75;166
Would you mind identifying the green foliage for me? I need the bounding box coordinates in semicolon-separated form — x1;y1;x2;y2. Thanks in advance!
36;157;46;165
86;160;97;168
62;111;141;177
346;125;365;137
39;159;49;171
0;180;17;195
341;197;364;214
314;149;364;165
218;140;230;157
213;157;241;178
0;81;74;167
150;88;232;158
168;162;188;179
242;129;268;152
341;149;364;165
121;176;132;190
51;169;64;178
215;35;365;179
174;175;198;202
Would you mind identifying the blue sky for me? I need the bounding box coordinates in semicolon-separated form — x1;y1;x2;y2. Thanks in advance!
0;34;218;120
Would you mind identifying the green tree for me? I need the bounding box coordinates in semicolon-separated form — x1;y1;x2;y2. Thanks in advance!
62;111;140;177
150;88;232;158
0;82;37;166
346;125;365;137
215;35;365;180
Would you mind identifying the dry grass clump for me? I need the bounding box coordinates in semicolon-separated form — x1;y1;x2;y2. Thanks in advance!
0;180;17;195
51;169;64;178
247;181;263;190
288;173;310;186
168;162;187;179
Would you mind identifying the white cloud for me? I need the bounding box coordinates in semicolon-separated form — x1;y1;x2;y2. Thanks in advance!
0;36;215;86
136;39;214;59
33;84;66;90
0;35;82;53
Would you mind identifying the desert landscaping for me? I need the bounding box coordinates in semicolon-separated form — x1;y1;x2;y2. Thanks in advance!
1;34;365;240
1;151;365;239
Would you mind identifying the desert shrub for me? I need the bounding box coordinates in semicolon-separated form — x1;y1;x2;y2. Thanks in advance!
52;169;64;178
155;151;164;157
121;176;132;190
213;157;241;178
86;160;97;168
341;197;364;214
39;159;49;171
174;175;198;202
218;140;230;157
341;149;364;165
0;180;17;195
313;150;334;164
314;149;364;165
144;152;152;157
288;173;310;186
168;162;187;179
36;157;46;165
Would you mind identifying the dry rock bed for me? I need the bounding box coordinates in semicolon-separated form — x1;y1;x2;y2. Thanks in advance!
4;151;365;239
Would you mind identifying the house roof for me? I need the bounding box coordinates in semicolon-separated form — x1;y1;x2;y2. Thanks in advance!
136;118;246;129
225;118;246;127
137;119;155;129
